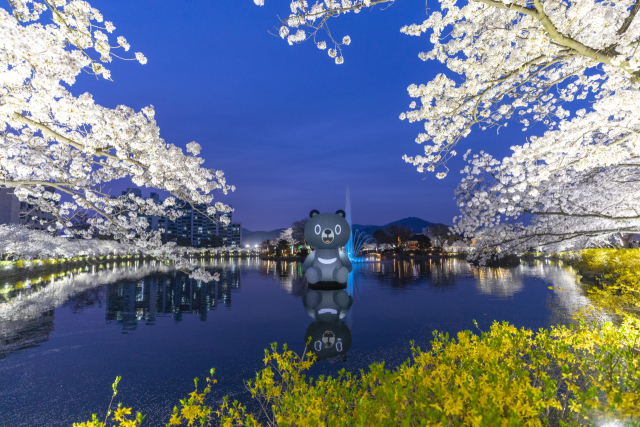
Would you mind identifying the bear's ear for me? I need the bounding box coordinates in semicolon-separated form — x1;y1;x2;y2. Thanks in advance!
309;210;320;218
335;210;346;218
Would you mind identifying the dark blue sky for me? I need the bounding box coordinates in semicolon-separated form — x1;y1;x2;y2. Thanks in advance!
62;1;523;230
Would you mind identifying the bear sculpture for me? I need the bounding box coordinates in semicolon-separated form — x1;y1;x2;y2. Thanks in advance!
302;210;353;284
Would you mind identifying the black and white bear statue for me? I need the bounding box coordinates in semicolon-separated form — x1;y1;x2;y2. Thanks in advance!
302;210;353;284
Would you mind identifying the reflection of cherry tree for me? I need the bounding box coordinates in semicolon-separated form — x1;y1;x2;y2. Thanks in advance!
473;268;524;297
0;261;173;324
523;261;603;322
1;1;234;281
472;261;597;316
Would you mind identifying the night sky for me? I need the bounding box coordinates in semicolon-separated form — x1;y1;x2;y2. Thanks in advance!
54;0;525;231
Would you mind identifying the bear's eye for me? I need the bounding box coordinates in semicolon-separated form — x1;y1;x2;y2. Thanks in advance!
335;225;341;235
314;224;321;235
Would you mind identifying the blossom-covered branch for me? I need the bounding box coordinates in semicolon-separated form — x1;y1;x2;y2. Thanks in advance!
258;0;640;177
256;0;397;64
258;0;640;259
1;1;234;280
400;0;640;176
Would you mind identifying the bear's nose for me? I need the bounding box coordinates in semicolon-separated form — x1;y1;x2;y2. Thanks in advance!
325;230;331;235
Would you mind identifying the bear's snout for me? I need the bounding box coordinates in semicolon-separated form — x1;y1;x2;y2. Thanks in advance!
323;228;334;244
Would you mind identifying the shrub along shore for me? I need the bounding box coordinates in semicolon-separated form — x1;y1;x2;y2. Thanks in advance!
561;249;640;319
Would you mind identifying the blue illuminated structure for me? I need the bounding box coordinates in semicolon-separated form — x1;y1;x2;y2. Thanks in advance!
344;186;372;262
344;185;353;259
351;230;371;259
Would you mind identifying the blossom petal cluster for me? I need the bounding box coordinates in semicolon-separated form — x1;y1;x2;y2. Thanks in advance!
257;0;378;61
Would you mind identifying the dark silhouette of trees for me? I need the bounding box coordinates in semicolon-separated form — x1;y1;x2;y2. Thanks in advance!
373;229;390;244
386;225;413;251
261;239;276;254
291;218;308;247
417;235;432;251
276;239;290;256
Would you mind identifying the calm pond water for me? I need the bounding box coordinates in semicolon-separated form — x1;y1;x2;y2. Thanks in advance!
0;257;591;426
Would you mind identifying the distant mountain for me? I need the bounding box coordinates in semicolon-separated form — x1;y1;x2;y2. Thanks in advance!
352;217;448;236
241;228;285;246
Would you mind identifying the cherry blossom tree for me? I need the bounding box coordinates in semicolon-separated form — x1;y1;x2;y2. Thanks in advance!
258;0;640;257
0;224;138;260
1;0;234;280
278;228;298;248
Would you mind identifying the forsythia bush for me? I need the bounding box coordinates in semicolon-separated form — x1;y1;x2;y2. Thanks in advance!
568;249;640;316
75;316;640;427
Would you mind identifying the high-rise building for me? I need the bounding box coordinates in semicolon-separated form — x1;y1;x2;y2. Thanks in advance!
119;188;242;248
160;203;241;248
0;186;57;231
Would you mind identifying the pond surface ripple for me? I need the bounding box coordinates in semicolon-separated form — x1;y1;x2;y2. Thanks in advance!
0;258;589;426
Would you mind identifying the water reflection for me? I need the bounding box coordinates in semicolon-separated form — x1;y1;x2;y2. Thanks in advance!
474;268;524;297
0;257;593;361
303;288;353;361
1;257;603;427
519;260;597;322
0;260;172;358
106;268;241;330
261;260;307;296
353;258;471;290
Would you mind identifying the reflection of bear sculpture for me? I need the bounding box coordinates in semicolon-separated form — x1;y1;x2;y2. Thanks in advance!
302;210;353;284
303;289;353;360
303;289;353;322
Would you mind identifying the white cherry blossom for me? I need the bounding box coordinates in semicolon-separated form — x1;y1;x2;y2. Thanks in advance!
259;0;640;258
0;1;233;280
258;0;384;61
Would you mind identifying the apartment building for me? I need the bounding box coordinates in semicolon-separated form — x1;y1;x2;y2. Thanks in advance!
120;188;241;248
0;186;57;231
